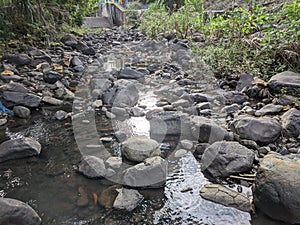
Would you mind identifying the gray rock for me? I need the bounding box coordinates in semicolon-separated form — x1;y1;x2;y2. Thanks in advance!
113;188;144;211
42;96;63;106
71;56;83;67
221;104;240;115
131;107;145;117
117;69;145;82
273;94;296;106
230;116;282;144
172;99;191;108
0;118;7;126
2;54;31;66
200;184;252;212
223;91;249;104
2;91;41;107
200;141;255;179
0;198;41;225
78;156;114;178
111;107;129;119
190;116;231;144
98;185;121;208
2;82;29;93
0;137;41;163
180;139;194;150
281;108;300;138
43;71;61;84
254;104;283;116
54;110;68;120
103;82;139;107
268;71;300;93
122;156;167;187
254;153;300;224
13;106;31;118
236;73;254;92
122;136;160;162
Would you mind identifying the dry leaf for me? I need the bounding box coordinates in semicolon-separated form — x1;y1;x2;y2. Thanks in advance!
1;70;14;75
282;105;292;111
53;63;63;72
64;56;72;67
252;77;267;87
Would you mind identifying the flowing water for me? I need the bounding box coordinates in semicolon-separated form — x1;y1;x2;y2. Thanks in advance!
0;40;282;225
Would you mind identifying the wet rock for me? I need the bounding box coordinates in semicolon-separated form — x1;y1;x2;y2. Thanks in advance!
122;136;160;162
117;69;145;82
0;137;41;163
149;111;191;141
2;91;41;107
2;53;31;67
254;104;283;116
43;71;61;84
103;82;139;107
131;107;145;117
172;99;191;108
78;156;114;178
200;141;254;179
230;116;282;144
0;198;41;225
281;108;300;138
268;71;300;93
106;157;122;169
180;139;194;150
91;78;112;98
254;153;300;224
54;110;68;120
113;188;144;211
122;156;167;188
190;116;231;144
200;184;252;212
99;185;122;208
111;107;129;119
77;187;89;207
13;106;31;118
42;96;63;106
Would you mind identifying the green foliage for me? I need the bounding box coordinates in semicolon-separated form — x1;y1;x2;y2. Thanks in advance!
139;0;204;38
140;0;300;79
0;0;98;44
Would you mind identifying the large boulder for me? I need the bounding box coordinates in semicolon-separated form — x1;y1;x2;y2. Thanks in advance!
230;116;282;144
200;184;252;212
281;108;300;138
2;91;41;108
113;188;144;211
0;198;41;225
122;156;167;188
122;136;160;162
190;116;232;144
200;141;255;179
254;153;300;224
254;104;283;116
0;138;41;163
268;71;300;93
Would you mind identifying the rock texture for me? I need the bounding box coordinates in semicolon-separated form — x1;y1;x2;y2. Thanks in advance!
78;156;114;178
0;138;41;163
113;188;144;211
268;71;300;93
200;141;255;178
122;136;160;162
254;153;300;224
200;184;252;212
281;108;300;138
230;116;282;144
122;156;167;187
0;198;41;225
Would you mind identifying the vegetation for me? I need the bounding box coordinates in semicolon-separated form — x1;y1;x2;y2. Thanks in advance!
0;0;97;46
140;0;300;79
